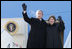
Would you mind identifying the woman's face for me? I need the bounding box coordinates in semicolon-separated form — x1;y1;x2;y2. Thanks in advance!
49;17;55;25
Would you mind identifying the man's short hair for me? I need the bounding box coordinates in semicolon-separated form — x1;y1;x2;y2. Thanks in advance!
36;10;43;18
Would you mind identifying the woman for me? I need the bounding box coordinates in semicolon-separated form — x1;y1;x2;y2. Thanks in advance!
46;16;65;48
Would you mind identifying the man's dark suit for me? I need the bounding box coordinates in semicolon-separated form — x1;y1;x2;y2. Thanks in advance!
22;12;47;48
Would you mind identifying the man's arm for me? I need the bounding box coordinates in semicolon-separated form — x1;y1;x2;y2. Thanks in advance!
22;3;32;24
22;11;32;24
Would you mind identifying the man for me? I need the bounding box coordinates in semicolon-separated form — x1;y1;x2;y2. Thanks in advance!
22;3;47;48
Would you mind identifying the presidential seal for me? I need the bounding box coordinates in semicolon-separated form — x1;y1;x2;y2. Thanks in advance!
5;21;18;35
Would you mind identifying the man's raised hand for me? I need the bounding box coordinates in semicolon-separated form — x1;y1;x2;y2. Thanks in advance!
22;3;27;11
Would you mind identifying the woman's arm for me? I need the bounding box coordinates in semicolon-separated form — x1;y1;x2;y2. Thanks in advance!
58;16;65;32
59;21;65;32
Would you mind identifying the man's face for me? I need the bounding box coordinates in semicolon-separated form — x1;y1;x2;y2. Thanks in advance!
49;17;55;25
37;11;43;19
